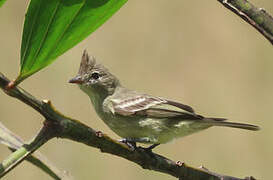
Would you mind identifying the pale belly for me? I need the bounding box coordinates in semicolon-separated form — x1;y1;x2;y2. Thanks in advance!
97;111;211;144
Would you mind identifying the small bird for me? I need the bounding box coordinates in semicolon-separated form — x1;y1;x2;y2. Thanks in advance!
69;50;260;149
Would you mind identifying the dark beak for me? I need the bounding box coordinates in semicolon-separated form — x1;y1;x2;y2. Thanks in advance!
69;76;83;84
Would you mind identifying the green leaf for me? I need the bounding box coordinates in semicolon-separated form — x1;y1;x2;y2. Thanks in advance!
16;0;127;84
0;0;7;8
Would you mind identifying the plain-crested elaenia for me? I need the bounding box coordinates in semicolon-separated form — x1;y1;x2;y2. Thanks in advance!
69;50;260;149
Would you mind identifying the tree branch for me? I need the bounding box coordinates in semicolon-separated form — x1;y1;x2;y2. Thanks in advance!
0;72;256;180
217;0;273;45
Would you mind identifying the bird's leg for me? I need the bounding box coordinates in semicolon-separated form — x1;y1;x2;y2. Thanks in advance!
139;143;160;153
119;138;137;150
146;143;160;150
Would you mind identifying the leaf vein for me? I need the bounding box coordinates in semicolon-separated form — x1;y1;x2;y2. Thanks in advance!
46;0;86;61
28;0;62;71
21;1;42;70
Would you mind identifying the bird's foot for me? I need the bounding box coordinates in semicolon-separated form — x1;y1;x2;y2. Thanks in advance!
119;138;160;152
136;144;160;158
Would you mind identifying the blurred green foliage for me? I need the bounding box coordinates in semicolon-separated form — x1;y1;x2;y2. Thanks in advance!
0;0;7;8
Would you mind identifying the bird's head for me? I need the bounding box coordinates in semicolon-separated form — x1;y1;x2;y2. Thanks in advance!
69;50;120;97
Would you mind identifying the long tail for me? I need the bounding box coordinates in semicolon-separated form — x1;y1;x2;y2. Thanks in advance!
203;118;260;131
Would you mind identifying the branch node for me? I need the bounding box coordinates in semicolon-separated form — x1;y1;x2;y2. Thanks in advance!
176;161;185;167
42;99;51;104
199;165;209;171
245;176;256;180
42;119;62;138
95;131;103;138
6;81;15;90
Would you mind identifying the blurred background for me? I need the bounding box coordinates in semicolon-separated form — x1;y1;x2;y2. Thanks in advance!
0;0;272;179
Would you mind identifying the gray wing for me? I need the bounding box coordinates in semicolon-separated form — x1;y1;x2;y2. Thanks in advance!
109;94;197;118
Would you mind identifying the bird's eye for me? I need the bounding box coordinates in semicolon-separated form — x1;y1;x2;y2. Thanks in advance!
91;72;100;80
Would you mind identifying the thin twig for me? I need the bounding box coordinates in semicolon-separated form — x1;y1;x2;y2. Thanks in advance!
0;124;55;178
217;0;273;45
0;121;73;179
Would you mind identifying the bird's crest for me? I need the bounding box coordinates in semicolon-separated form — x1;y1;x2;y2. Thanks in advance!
78;50;96;75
